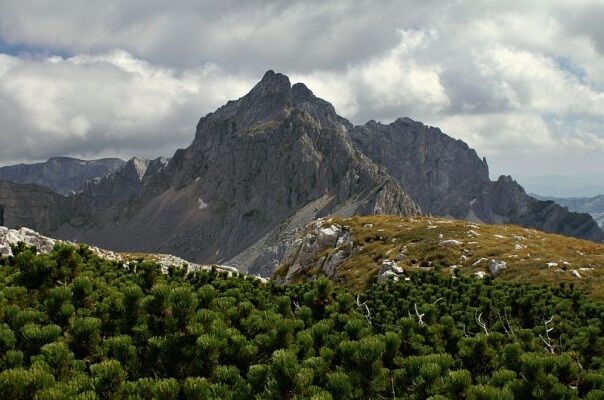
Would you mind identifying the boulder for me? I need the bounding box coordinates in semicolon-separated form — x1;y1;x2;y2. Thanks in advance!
474;271;488;279
488;259;507;277
377;259;404;282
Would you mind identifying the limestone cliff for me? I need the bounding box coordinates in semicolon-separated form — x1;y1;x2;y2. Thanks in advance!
0;157;124;195
350;118;604;242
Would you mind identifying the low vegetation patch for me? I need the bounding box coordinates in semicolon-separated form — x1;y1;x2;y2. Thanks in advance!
0;243;603;398
289;216;604;299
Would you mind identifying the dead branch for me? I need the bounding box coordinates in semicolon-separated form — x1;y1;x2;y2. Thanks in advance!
539;316;555;354
475;310;489;336
414;303;425;327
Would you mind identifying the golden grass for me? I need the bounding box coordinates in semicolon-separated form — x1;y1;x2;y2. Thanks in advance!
313;215;604;300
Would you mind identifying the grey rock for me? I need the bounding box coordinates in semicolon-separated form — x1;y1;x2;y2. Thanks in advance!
0;181;71;232
350;118;604;242
377;259;404;282
474;271;488;279
533;194;604;229
0;157;124;195
439;239;463;247
488;259;507;277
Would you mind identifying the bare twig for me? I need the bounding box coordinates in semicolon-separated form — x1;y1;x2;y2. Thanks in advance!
539;316;555;354
414;303;425;327
356;295;372;325
475;310;488;336
504;309;515;336
458;322;472;337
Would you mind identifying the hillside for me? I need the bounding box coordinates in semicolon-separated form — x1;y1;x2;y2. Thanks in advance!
276;215;604;299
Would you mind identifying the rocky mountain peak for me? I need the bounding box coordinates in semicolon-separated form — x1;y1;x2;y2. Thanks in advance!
250;70;291;96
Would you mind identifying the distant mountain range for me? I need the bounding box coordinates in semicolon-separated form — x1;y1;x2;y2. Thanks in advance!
0;157;124;195
0;71;602;276
533;194;604;229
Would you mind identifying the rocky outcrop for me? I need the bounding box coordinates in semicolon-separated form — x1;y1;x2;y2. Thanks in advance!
0;225;248;278
350;118;604;242
0;157;124;195
275;219;357;284
0;226;57;256
351;118;490;219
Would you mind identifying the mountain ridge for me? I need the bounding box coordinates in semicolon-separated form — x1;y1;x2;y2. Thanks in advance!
0;70;602;276
0;157;124;195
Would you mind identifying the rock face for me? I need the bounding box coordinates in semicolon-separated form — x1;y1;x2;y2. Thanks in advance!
0;226;57;256
275;219;357;284
350;118;604;242
0;181;71;233
0;157;124;195
535;194;604;229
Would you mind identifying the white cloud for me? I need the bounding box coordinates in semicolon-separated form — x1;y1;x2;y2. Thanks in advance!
0;0;602;185
0;50;252;164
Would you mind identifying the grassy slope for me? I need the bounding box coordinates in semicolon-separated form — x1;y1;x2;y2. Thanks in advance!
286;215;604;300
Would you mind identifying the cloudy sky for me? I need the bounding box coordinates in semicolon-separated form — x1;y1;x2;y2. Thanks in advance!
0;0;603;196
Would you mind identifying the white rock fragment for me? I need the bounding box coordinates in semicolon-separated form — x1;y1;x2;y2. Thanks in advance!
493;234;507;239
198;197;209;210
467;230;481;236
439;239;463;247
546;262;558;268
571;270;582;279
488;259;507;277
472;257;487;267
394;253;407;261
474;271;488;279
378;259;404;283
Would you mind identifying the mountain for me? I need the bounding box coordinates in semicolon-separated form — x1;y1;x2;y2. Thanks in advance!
50;71;419;269
0;157;125;195
533;194;604;229
350;118;604;242
0;71;602;276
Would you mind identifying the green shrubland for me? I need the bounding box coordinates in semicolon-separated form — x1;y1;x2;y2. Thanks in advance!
0;242;603;399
